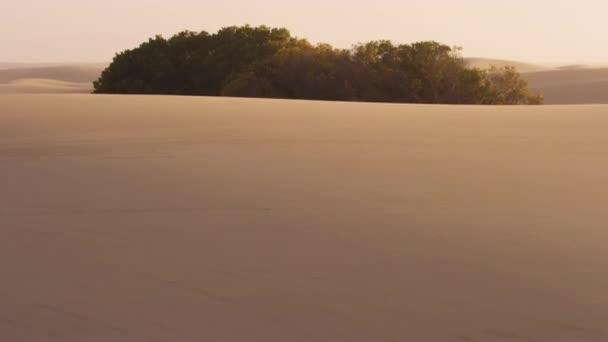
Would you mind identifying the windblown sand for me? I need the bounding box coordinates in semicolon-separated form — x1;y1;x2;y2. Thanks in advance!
1;95;608;341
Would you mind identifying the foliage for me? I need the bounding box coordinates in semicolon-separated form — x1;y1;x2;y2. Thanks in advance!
94;25;543;105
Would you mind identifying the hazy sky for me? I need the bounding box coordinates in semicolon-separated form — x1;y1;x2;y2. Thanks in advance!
2;0;607;64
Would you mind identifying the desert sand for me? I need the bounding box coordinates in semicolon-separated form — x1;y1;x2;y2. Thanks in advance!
1;94;608;341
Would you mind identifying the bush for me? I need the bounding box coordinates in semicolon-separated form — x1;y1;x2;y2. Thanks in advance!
94;25;543;105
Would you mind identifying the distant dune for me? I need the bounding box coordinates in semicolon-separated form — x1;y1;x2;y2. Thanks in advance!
465;58;608;104
0;64;105;93
525;68;608;104
2;94;608;341
555;64;593;70
0;78;93;94
464;57;551;73
0;64;106;82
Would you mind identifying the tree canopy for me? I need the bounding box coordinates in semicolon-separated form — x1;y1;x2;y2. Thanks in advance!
94;25;543;105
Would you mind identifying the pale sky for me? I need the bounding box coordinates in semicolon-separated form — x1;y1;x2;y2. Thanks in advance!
1;0;607;65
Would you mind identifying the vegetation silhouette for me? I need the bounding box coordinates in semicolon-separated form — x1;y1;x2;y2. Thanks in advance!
94;25;543;104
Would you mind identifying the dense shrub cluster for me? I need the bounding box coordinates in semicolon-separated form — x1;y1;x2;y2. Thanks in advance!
94;25;543;104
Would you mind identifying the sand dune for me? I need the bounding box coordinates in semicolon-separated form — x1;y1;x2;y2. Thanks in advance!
0;78;93;94
556;64;594;70
0;64;104;93
0;64;105;83
1;94;607;341
465;59;608;104
525;68;608;104
464;57;551;73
